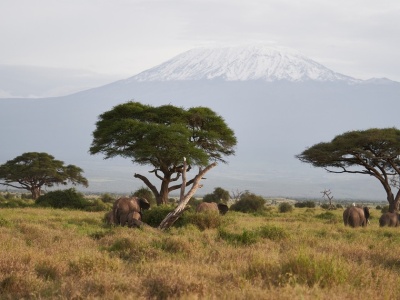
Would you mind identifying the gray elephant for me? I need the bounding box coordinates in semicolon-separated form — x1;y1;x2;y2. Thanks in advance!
112;196;150;226
343;206;370;227
104;210;115;225
379;212;400;227
196;202;229;215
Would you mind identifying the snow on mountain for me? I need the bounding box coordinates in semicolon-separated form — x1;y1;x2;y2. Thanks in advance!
131;44;358;83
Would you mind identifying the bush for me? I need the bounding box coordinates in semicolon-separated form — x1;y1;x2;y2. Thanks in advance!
177;211;222;230
142;205;174;227
202;187;230;204
278;202;293;213
230;192;265;213
85;199;110;212
381;205;389;213
133;186;156;207
295;201;315;208
100;193;115;203
35;188;89;209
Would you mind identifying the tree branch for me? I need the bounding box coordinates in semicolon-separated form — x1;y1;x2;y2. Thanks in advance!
133;173;159;197
158;162;217;231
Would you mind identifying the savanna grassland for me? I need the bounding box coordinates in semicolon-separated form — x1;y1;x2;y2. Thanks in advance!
0;205;399;299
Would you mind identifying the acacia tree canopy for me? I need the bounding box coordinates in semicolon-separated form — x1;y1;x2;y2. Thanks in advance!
296;128;400;212
0;152;88;199
89;101;237;205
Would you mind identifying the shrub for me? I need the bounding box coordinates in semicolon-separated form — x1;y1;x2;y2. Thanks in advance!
202;187;230;204
278;202;293;213
230;192;265;213
85;199;110;212
100;193;115;203
218;228;259;246
133;186;156;207
258;225;289;241
295;201;315;208
381;205;389;213
35;188;89;209
142;205;174;227
177;211;222;230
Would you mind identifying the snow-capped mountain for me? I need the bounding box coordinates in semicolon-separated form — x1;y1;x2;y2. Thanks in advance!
131;44;358;83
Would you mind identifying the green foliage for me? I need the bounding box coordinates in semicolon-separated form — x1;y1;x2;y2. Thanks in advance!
0;152;88;199
315;212;339;223
89;102;237;205
100;193;115;203
258;225;289;241
230;191;265;213
35;188;89;209
296;128;400;210
84;199;110;212
202;187;230;204
218;228;259;246
177;211;222;230
0;198;33;208
133;186;156;206
381;205;389;213
278;202;293;213
90;102;237;166
142;205;174;227
295;201;316;208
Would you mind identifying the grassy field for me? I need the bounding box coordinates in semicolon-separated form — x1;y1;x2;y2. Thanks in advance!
0;205;399;299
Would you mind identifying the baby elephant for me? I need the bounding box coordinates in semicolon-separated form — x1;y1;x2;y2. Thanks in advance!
196;202;229;215
379;212;400;227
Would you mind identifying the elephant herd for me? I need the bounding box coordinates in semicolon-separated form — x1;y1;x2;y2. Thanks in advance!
104;196;229;227
343;205;400;228
105;197;398;229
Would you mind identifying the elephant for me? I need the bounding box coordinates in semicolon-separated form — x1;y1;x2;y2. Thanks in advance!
343;206;370;228
127;211;143;228
104;210;115;225
112;196;150;226
196;202;229;215
379;212;400;227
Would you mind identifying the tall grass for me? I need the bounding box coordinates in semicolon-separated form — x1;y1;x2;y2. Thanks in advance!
0;206;399;299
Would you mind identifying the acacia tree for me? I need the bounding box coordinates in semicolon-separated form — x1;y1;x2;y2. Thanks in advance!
89;101;237;205
296;128;400;212
0;152;88;199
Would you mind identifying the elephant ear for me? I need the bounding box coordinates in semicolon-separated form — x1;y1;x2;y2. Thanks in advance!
139;198;151;210
363;207;370;220
217;203;229;215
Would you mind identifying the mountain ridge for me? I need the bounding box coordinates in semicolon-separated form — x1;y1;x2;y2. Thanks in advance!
130;44;359;83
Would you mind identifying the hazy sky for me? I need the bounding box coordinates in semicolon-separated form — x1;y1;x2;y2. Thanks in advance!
1;0;400;81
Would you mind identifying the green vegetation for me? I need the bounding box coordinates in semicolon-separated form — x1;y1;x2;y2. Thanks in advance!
0;205;396;299
278;202;293;213
0;152;88;199
36;188;89;209
230;191;266;213
203;187;230;204
297;128;400;212
89;102;237;205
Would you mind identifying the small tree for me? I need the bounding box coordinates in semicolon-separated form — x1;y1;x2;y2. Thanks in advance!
230;191;266;213
203;187;230;204
0;152;88;199
296;128;400;213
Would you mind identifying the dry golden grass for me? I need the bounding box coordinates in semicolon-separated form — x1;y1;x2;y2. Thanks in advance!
0;206;399;299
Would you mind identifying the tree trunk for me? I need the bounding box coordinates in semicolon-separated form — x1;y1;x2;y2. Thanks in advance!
31;186;41;200
158;162;217;231
157;181;170;206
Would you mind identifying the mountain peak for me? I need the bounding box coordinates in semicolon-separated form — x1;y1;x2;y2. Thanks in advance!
130;44;358;83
